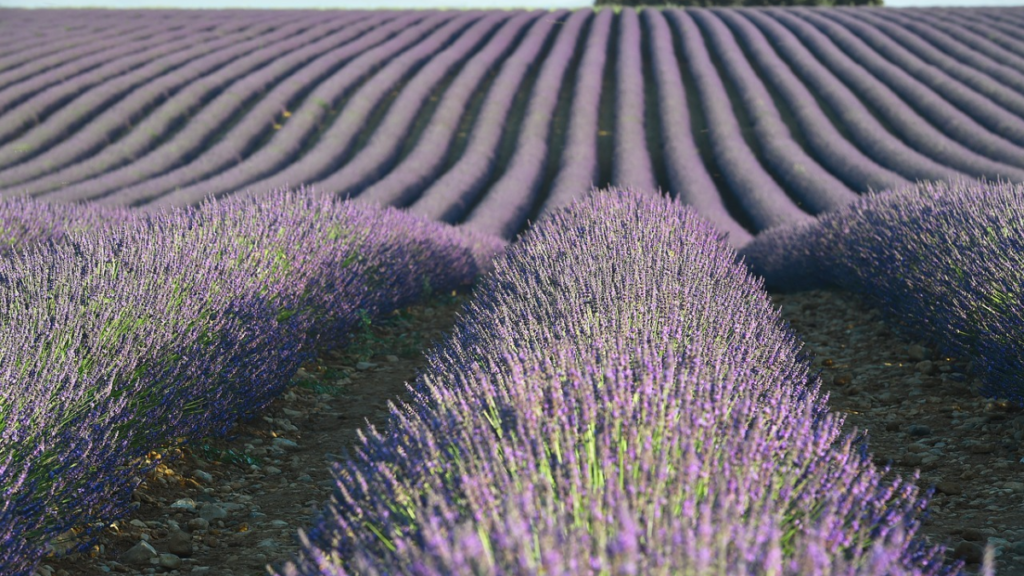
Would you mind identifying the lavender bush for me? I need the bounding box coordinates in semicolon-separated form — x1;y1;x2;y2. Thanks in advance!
0;186;501;576
278;186;969;576
740;177;1024;407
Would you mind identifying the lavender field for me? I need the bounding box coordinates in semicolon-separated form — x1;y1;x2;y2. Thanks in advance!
3;6;1024;242
1;4;1023;575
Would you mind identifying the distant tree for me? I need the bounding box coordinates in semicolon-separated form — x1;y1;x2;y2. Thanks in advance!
595;0;883;6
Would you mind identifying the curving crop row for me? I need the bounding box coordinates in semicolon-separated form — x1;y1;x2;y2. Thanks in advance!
867;9;1024;115
668;9;811;232
772;9;1024;182
611;8;658;195
897;9;1024;76
0;14;189;92
537;8;612;217
929;8;1024;56
134;12;467;210
714;9;908;195
0;15;315;188
19;13;379;200
4;7;1024;244
754;9;997;181
407;12;566;223
0;17;247;150
738;9;965;185
157;12;488;210
352;12;542;210
694;9;857;214
307;13;509;203
641;8;750;246
42;13;418;205
0;11;204;81
461;9;591;240
815;9;1024;151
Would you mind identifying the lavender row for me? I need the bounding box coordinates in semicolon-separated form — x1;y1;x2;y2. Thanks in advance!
713;9;909;195
537;8;611;217
0;187;502;576
0;11;203;85
354;12;541;209
642;9;751;247
849;10;1024;128
278;187;965;576
767;9;1024;182
737;9;965;185
41;12;421;205
740;177;1024;409
611;8;658;194
693;9;857;213
8;8;1024;244
304;13;509;203
461;10;591;240
927;8;1024;59
406;12;566;223
144;12;485;210
0;16;247;151
813;9;1024;152
20;13;382;200
668;9;812;232
0;14;186;92
0;13;313;188
885;9;1024;82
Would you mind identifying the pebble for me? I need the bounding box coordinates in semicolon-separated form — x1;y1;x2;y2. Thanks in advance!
935;481;963;496
901;453;923;466
908;424;932;437
120;540;158;565
156;553;181;570
199;504;227;521
269;520;290;529
193;470;214;484
272;438;300;451
355;361;378;371
170;498;197;512
187;518;209;532
165;530;193;557
1001;481;1024;493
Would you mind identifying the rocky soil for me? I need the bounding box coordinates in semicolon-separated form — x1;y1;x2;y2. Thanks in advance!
37;286;1024;576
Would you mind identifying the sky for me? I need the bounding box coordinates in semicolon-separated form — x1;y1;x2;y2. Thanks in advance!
3;0;1023;13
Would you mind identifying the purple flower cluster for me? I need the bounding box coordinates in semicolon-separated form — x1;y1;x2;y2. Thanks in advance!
277;186;967;576
741;177;1024;408
0;187;499;576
